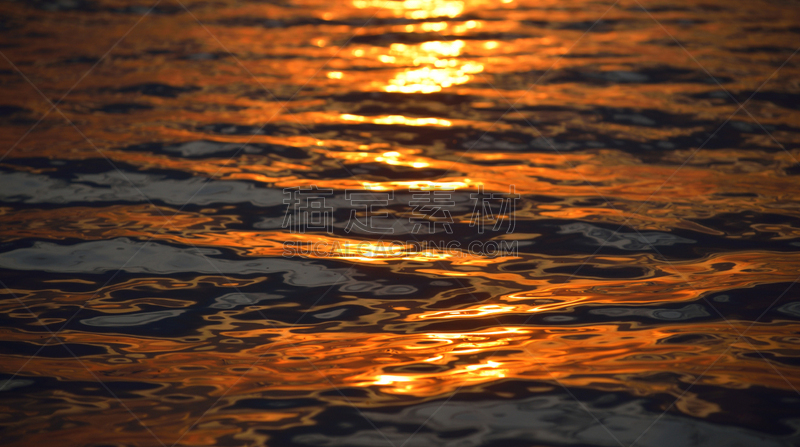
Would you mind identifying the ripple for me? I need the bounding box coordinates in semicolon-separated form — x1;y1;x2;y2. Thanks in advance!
559;223;696;251
0;238;352;286
0;170;284;206
294;395;797;447
589;304;710;321
80;310;185;327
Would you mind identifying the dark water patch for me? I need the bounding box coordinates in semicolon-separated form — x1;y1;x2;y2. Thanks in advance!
500;262;540;273
58;55;101;64
591;106;706;128
690;90;800;111
714;192;759;198
107;3;183;15
198;122;280;135
0;341;107;358
232;397;323;410
0;239;358;289
0;266;105;293
0;378;35;392
127;140;263;157
0;105;36;125
777;301;800;318
521;19;624;32
210;292;284;310
27;0;95;12
456;123;770;154
686;382;800;436
561;51;637;58
544;264;649;279
180;51;231;61
28;305;201;338
658;333;725;346
540;219;800;257
0;168;290;207
625;3;725;12
558;222;696;251
302;304;374;323
697;282;800;323
730;46;798;54
125;140;312;159
318;387;371;399
588;304;710;322
95;103;153;114
691;212;800;239
0;157;192;179
0;374;161;401
645;126;799;154
80;310;186;328
487;67;735;88
19;0;183;14
742;351;800;367
115;83;200;98
0;105;28;117
317;162;450;181
281;389;799;447
785;164;800;176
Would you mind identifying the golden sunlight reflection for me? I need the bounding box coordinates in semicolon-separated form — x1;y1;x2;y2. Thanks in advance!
382;40;484;93
415;304;520;319
353;0;465;19
6;323;798;405
340;113;452;127
361;180;471;190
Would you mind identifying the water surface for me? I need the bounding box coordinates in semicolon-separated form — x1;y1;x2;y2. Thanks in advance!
1;0;800;446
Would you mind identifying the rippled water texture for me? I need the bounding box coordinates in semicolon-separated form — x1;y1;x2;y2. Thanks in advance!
1;0;800;446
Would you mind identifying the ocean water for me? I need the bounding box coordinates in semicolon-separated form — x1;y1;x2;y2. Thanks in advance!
1;0;800;446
